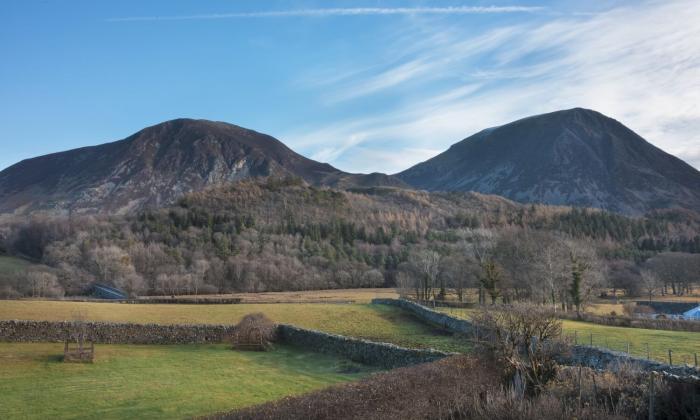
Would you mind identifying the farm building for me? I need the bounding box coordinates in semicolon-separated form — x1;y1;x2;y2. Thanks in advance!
682;305;700;320
90;283;127;300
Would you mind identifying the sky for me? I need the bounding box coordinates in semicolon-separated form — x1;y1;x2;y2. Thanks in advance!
1;0;699;173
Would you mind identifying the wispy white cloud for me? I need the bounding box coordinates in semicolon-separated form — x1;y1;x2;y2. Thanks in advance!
108;6;544;22
323;26;521;103
286;0;700;173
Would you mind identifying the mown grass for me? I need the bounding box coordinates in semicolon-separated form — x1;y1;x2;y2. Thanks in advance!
436;307;699;365
0;342;377;420
0;301;470;352
585;302;626;316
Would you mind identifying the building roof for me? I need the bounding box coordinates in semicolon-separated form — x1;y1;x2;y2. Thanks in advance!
682;305;700;319
91;283;127;300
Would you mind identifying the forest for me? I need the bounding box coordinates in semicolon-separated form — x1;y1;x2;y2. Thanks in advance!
1;177;699;308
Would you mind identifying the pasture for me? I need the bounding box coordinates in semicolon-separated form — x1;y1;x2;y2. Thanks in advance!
140;288;399;303
0;255;33;275
0;298;467;419
437;307;700;365
0;342;376;419
0;300;470;352
561;319;700;364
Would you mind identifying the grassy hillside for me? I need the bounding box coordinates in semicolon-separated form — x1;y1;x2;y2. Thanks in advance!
0;301;470;352
0;255;33;275
0;343;376;419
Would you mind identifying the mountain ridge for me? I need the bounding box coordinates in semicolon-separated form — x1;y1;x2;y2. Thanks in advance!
2;109;699;216
396;108;700;215
0;118;406;214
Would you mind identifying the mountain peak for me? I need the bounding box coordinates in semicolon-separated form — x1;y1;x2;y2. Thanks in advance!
397;109;700;215
0;119;405;215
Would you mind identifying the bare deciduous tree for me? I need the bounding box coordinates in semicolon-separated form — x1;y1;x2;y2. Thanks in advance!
640;269;660;303
566;241;605;317
467;229;497;305
26;270;62;298
533;235;569;310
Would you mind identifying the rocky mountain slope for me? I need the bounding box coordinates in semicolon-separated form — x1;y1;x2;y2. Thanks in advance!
397;108;700;215
0;119;406;214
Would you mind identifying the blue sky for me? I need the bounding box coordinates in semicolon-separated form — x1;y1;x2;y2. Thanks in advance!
2;0;699;173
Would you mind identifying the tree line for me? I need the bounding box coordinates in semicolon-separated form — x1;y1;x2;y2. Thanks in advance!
0;178;698;303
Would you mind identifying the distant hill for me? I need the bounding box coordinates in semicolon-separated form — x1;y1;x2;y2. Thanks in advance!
0;119;406;214
397;108;700;215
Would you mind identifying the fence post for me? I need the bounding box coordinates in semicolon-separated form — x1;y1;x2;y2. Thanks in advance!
574;330;577;345
646;343;650;360
589;333;593;347
668;349;672;366
626;342;630;355
577;365;582;409
648;373;655;420
695;353;698;368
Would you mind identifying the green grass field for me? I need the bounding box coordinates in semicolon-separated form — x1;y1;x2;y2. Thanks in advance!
436;307;700;365
0;301;470;352
0;255;33;275
561;319;700;364
0;343;377;420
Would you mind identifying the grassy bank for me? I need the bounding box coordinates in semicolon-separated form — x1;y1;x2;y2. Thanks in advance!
0;301;470;352
0;343;377;419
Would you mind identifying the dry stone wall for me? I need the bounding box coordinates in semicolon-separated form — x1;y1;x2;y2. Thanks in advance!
0;320;234;344
372;299;699;378
277;324;451;369
0;319;450;369
371;298;473;334
565;345;699;378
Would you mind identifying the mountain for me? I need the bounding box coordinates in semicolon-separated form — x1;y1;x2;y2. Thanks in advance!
397;108;700;215
0;119;406;214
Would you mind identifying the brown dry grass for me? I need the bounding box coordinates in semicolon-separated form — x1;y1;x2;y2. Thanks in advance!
212;355;699;420
647;295;700;303
208;355;501;420
209;356;629;420
139;288;398;304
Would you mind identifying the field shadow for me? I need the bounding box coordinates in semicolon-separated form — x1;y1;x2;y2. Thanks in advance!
44;354;64;363
371;305;453;336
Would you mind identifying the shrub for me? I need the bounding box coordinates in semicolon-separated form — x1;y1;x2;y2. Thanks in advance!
231;313;277;350
471;303;566;394
655;380;700;419
0;284;21;299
